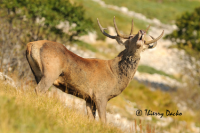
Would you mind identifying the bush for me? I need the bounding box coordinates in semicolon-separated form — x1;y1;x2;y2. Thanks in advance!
166;7;200;51
0;0;93;41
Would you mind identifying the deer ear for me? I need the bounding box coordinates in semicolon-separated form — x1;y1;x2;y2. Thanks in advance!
116;38;130;49
115;36;130;49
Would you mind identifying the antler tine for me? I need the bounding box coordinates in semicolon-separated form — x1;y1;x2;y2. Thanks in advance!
147;36;157;49
113;16;130;39
129;19;134;36
97;18;116;39
145;25;151;33
145;30;164;46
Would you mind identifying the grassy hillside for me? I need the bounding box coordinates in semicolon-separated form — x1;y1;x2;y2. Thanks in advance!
0;75;199;132
102;0;200;24
73;0;148;40
0;81;121;133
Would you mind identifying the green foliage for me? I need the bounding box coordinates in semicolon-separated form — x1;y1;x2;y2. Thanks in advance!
138;65;176;80
0;0;93;41
166;7;200;51
102;0;200;24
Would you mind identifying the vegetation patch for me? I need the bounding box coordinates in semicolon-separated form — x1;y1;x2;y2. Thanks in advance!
166;7;200;52
102;0;200;24
138;65;176;80
0;81;121;133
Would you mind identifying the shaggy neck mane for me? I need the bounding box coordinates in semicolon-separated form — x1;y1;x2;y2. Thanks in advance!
117;49;140;79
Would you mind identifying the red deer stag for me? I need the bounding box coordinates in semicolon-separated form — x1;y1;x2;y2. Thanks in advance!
26;17;164;123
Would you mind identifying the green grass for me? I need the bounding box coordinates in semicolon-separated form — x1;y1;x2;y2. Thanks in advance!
102;0;200;24
74;0;148;40
137;65;176;80
0;81;121;133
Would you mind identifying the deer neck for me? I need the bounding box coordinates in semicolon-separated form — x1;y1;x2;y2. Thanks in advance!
109;48;141;89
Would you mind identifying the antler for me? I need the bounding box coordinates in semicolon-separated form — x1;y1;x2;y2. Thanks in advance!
145;30;164;48
145;25;151;33
113;16;131;39
147;35;157;49
97;17;135;39
97;18;116;39
129;19;134;36
97;17;164;47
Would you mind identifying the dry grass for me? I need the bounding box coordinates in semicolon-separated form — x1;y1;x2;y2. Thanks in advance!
0;75;198;133
0;80;121;133
0;79;159;133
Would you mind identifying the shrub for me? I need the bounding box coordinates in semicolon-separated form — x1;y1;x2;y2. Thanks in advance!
165;7;200;51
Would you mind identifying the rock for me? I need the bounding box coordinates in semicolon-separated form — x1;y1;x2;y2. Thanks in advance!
79;31;97;44
0;72;16;88
152;18;161;25
120;7;128;13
